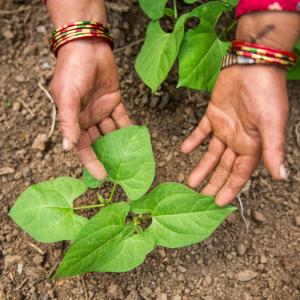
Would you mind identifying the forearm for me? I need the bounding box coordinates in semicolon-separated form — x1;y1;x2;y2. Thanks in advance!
47;0;107;27
236;11;300;51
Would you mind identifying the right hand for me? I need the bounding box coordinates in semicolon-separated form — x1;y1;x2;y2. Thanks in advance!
50;39;133;179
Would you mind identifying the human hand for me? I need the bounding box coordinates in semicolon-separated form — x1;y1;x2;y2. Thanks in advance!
50;39;132;179
181;65;288;206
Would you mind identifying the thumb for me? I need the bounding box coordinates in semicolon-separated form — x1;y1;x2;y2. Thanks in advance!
259;117;287;180
52;88;81;151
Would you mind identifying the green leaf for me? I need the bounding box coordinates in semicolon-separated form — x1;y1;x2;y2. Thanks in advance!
131;183;236;248
221;0;238;7
183;0;198;3
178;32;229;91
138;0;168;20
93;125;155;200
135;14;189;91
55;202;155;277
82;168;102;189
9;177;88;243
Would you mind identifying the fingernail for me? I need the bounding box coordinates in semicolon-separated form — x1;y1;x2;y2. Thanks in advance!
279;164;288;180
62;137;70;152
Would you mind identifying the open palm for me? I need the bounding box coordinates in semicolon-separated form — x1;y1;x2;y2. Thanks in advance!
182;65;288;206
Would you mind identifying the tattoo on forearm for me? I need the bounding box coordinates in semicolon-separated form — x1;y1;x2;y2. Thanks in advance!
251;24;275;43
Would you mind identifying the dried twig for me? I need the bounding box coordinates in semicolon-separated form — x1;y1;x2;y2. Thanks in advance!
0;6;30;16
27;241;45;255
237;194;249;234
14;277;29;291
38;82;56;139
19;99;34;117
295;121;300;148
48;259;61;279
113;38;145;54
81;277;89;300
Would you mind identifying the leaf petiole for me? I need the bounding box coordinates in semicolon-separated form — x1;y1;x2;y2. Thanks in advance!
107;182;117;204
173;0;177;19
74;203;105;211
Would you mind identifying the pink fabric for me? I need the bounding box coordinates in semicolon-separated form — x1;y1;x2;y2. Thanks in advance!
236;0;300;17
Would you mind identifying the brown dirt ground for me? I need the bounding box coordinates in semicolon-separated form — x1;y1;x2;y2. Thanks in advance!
0;1;300;299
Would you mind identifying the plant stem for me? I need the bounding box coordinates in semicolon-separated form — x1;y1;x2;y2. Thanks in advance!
219;19;237;40
173;0;177;19
74;203;105;211
107;182;117;204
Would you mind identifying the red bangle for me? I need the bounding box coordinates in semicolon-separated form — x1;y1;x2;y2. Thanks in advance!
232;41;298;61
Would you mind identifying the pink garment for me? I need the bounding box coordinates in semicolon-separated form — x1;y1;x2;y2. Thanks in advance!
236;0;300;17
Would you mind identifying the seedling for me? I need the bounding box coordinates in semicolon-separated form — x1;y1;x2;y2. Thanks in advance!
9;125;235;278
136;0;300;92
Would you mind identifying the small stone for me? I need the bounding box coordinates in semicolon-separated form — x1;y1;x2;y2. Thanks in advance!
204;275;213;286
158;248;166;258
0;289;6;300
12;102;21;111
32;133;48;151
17;263;23;274
15;75;25;82
150;96;160;108
242;292;252;300
226;213;237;224
0;167;15;176
177;265;187;273
260;255;267;264
236;270;257;282
237;243;247;256
295;215;300;227
252;211;266;223
158;94;169;110
172;295;182;300
125;291;139;300
4;255;22;268
141;287;152;297
107;283;124;299
37;25;46;34
3;29;14;39
177;172;184;182
156;293;168;300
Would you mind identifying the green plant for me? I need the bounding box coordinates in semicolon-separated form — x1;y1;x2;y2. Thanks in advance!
9;125;236;278
135;0;300;92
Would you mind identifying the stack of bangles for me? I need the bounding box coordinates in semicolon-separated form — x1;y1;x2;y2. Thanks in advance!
221;40;298;70
49;21;114;56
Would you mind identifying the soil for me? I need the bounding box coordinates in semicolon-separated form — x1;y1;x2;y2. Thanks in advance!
0;1;300;300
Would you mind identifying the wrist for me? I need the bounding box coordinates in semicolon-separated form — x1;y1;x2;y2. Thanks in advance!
47;0;107;27
236;11;300;52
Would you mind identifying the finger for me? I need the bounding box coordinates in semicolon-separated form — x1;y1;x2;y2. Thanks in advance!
79;91;121;129
188;137;225;188
51;88;81;152
181;115;212;154
259;118;287;180
98;117;117;134
215;155;259;206
111;103;133;128
202;148;237;196
75;131;107;180
87;126;101;142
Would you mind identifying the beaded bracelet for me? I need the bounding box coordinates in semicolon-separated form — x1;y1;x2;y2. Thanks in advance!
221;40;297;70
49;21;114;56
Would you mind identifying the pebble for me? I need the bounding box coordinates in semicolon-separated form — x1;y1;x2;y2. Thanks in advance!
0;290;6;300
125;290;139;300
158;248;166;258
172;295;182;300
156;293;168;300
204;275;213;286
226;213;237;224
12;102;21;111
15;75;25;82
32;133;48;151
4;255;22;268
252;211;266;223
242;292;253;300
107;283;124;299
236;270;257;282
177;265;187;273
2;29;14;40
150;96;160;108
177;172;185;182
260;255;267;264
141;287;152;297
158;94;169;110
237;243;247;256
32;254;44;265
17;263;23;274
294;215;300;226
